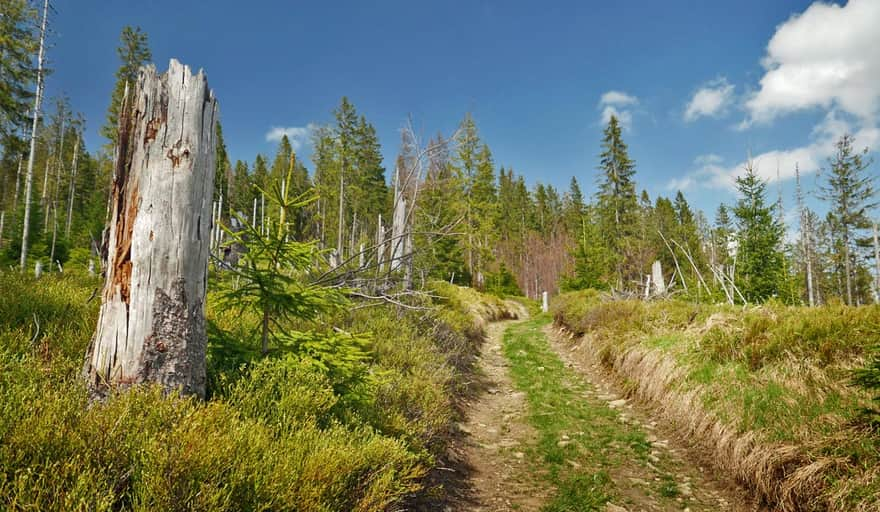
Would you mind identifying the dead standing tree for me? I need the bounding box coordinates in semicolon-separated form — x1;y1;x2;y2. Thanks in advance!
84;60;218;399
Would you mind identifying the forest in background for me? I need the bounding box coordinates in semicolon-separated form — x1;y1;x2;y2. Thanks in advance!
1;14;878;308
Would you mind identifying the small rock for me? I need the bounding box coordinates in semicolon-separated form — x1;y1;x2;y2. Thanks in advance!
514;451;524;459
537;366;545;372
608;399;627;408
557;440;571;448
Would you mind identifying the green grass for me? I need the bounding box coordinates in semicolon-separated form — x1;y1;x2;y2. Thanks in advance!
502;317;683;511
551;291;880;510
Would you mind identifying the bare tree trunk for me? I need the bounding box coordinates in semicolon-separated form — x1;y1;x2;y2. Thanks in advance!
49;203;58;265
391;166;406;271
0;211;4;248
337;160;344;258
874;222;880;304
65;137;79;237
12;154;23;217
376;213;386;272
796;167;814;306
843;230;853;306
651;260;665;295
41;155;51;232
19;0;49;272
84;60;218;399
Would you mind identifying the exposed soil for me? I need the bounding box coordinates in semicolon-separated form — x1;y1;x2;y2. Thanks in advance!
544;324;767;512
457;320;553;511
421;317;765;512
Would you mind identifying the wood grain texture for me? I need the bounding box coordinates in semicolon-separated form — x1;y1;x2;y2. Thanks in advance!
85;59;217;399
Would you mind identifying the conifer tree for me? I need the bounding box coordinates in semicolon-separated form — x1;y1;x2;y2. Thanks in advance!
214;121;230;205
563;176;586;234
595;115;638;287
732;162;785;302
0;0;38;144
818;134;876;305
229;160;251;215
101;26;151;146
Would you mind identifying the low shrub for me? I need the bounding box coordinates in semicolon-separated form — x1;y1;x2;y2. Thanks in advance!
0;271;509;510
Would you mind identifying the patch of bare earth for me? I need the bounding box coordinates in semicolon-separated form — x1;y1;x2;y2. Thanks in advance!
457;320;552;511
544;324;767;512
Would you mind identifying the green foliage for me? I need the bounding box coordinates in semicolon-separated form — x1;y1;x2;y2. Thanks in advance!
0;269;510;510
0;0;37;142
484;262;523;297
552;291;880;508
818;134;877;306
218;176;346;355
853;346;880;425
562;209;615;291
595;115;639;287
101;26;151;146
733;163;785;302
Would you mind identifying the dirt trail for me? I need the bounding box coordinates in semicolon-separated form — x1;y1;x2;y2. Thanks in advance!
544;324;764;512
458;320;552;511
436;317;762;512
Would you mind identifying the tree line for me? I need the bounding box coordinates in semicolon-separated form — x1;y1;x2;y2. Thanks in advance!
0;17;877;306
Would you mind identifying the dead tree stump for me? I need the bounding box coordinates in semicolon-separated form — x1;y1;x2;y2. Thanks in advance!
84;60;218;399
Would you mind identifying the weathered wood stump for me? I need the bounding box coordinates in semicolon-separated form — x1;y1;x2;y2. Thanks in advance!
84;60;218;399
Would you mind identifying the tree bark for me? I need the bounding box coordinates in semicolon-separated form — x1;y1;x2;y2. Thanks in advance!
874;222;880;304
84;60;218;399
65;137;80;237
19;0;49;272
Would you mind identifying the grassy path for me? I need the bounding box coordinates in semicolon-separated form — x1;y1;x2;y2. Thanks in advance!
502;316;752;511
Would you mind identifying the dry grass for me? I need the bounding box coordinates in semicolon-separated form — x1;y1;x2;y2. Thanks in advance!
552;291;880;511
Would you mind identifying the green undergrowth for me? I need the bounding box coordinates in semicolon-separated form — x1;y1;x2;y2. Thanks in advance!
503;317;687;511
551;290;880;509
0;271;510;511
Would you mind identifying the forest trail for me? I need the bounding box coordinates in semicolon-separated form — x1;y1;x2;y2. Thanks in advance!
458;318;553;511
453;316;763;512
538;321;762;512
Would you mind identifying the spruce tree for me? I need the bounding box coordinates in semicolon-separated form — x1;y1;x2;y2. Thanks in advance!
214;121;230;203
595;115;638;287
732;163;785;302
101;26;151;146
229;160;251;215
818;134;876;305
0;0;38;143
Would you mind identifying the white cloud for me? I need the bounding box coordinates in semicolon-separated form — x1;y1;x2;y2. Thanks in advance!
684;78;735;122
265;123;318;151
600;90;638;107
668;111;880;191
743;0;880;126
600;105;633;131
598;91;638;131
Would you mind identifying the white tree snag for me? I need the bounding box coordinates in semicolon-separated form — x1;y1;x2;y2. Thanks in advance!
18;0;49;272
376;214;386;272
651;260;665;295
390;167;407;272
85;60;218;399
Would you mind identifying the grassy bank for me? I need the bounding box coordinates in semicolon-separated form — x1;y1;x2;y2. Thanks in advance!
503;317;715;511
552;290;880;511
0;271;513;511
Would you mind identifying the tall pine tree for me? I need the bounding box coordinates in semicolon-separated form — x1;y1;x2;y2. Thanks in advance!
732;163;785;302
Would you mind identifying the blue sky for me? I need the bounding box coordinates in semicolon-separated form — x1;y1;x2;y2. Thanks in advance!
47;0;878;221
